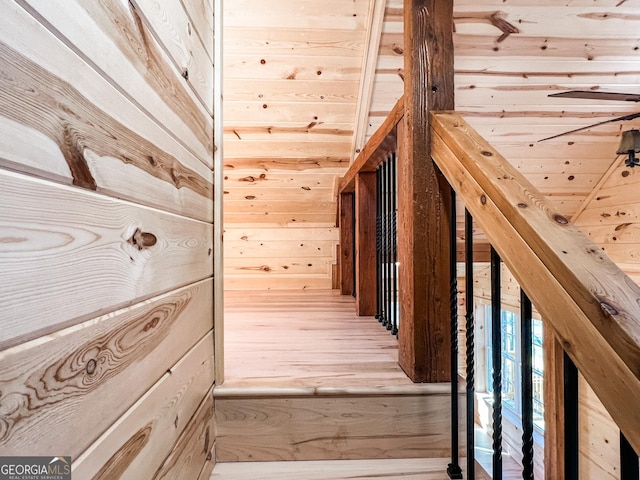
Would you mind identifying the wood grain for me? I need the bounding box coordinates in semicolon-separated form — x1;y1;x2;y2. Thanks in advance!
131;0;213;114
0;279;212;458
73;332;214;480
431;111;640;454
215;393;451;461
340;193;355;296
211;458;453;480
0;6;213;221
19;0;213;166
0;169;213;347
355;172;377;316
153;388;215;480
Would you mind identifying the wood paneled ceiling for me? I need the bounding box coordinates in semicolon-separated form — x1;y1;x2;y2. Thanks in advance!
223;0;640;289
367;0;640;219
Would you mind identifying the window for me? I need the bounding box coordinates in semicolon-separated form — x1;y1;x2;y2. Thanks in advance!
485;306;545;432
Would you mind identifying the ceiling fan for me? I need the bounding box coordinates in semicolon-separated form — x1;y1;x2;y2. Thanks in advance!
540;90;640;168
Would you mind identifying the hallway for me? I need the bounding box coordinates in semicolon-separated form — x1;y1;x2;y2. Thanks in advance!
222;289;413;389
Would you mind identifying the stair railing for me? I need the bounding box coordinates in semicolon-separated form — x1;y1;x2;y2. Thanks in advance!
431;111;640;479
338;97;403;324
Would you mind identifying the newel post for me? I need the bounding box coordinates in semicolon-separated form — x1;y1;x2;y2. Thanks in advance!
355;172;377;315
339;192;355;296
397;0;455;382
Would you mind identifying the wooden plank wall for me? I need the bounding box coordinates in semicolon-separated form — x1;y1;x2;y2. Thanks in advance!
570;157;640;480
222;0;370;290
0;1;215;478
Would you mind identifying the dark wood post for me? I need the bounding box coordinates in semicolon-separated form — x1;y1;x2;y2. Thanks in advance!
398;0;455;382
339;192;355;296
355;172;377;315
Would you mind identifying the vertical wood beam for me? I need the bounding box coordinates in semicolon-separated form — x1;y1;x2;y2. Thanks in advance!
544;328;565;480
339;192;355;296
398;0;455;382
355;172;377;315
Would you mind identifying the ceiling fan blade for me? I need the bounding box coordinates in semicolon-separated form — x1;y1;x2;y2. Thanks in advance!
549;90;640;102
538;112;640;142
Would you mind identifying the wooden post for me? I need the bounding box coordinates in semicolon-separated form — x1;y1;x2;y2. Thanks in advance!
398;0;455;382
355;172;377;315
544;328;565;480
339;192;355;296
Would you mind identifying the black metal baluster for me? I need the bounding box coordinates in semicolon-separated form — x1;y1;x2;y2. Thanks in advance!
447;188;463;479
491;246;503;480
391;153;398;336
520;290;534;480
620;432;639;480
564;352;579;480
380;161;387;325
465;209;475;480
385;157;392;331
382;159;389;329
376;165;380;317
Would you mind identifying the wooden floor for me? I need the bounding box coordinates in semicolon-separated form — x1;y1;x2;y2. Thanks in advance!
222;290;413;389
217;289;526;479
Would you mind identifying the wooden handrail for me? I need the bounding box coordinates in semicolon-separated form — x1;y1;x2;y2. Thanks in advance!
430;110;640;455
339;96;404;194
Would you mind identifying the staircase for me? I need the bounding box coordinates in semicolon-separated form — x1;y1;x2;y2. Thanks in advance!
211;290;459;475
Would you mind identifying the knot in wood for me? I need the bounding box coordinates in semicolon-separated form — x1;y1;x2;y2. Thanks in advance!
517;203;528;209
599;300;619;317
86;359;97;375
481;150;493;157
181;68;189;80
480;194;487;205
553;214;569;225
129;228;158;250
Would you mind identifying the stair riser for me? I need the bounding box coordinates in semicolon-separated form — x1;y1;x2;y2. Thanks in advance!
215;393;463;462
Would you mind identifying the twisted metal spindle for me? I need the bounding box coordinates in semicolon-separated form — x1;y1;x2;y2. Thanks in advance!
375;169;383;323
465;209;475;480
491;246;503;480
521;290;534;480
447;188;462;480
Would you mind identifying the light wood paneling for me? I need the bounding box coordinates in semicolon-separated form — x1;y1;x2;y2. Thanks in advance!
0;279;212;458
223;0;368;289
131;0;214;114
0;169;212;348
154;388;215;480
73;331;215;480
18;0;213;166
0;1;215;477
0;2;213;221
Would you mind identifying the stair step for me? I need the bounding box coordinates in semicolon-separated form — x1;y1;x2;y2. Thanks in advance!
214;384;461;462
210;458;452;479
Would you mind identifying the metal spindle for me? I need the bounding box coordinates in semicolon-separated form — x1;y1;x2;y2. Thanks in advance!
564;352;579;480
447;188;462;479
520;290;534;479
385;158;393;330
375;168;383;323
465;209;475;480
391;153;398;336
620;432;639;480
382;159;389;329
491;246;503;480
